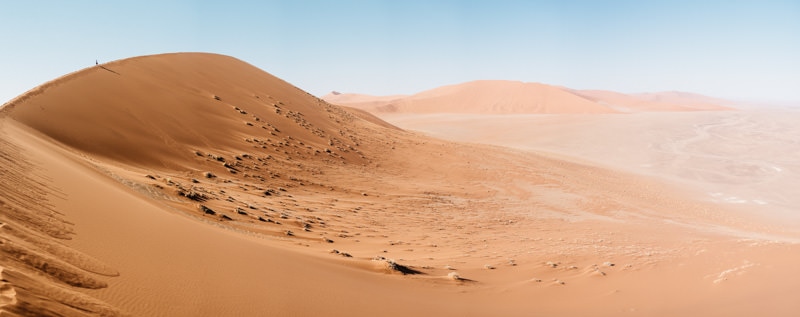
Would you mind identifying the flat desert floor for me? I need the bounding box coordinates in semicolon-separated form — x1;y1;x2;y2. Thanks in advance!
383;109;800;230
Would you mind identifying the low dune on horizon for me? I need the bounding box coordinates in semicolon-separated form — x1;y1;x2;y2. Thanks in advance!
1;53;798;316
323;80;734;114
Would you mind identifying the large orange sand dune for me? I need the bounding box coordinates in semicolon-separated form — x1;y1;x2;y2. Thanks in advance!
0;53;797;316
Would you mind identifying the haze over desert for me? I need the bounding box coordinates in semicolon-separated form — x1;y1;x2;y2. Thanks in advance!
2;2;800;316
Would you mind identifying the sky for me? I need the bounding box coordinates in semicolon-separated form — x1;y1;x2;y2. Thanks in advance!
1;0;799;104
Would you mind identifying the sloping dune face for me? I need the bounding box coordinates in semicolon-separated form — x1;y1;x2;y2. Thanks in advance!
0;53;400;316
0;122;124;316
323;80;732;114
6;53;364;169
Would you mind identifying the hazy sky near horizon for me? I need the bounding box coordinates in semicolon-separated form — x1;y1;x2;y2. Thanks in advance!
1;1;798;104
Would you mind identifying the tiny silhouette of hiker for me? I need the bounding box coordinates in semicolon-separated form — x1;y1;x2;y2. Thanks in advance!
95;60;98;65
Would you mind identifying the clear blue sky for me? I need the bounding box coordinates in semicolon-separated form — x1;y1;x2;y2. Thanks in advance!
1;1;798;104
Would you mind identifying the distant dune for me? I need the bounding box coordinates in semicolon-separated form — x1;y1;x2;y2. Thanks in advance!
1;53;795;317
572;89;734;112
323;80;733;114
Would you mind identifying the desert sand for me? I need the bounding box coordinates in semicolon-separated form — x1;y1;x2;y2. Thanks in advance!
1;53;798;316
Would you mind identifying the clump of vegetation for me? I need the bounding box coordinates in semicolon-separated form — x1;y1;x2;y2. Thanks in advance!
447;272;462;280
178;188;208;202
207;154;225;162
200;205;216;215
372;256;422;275
330;249;352;257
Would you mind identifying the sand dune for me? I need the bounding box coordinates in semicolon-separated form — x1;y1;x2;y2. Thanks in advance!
633;91;734;109
323;80;732;114
1;53;797;316
571;89;734;112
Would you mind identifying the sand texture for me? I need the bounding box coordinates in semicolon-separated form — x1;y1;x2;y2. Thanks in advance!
1;53;798;316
